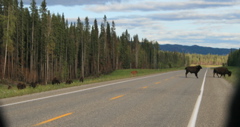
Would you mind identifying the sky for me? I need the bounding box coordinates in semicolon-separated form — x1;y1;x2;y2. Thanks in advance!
22;0;240;49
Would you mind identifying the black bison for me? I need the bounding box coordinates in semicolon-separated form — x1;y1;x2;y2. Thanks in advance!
17;83;26;89
213;67;232;78
185;65;202;78
66;79;73;84
29;82;37;88
52;77;60;85
79;76;84;82
7;85;12;89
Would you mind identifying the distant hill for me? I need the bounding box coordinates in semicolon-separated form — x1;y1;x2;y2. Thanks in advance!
159;44;236;55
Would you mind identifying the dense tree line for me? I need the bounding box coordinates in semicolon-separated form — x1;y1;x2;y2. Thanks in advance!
186;54;228;66
0;0;189;84
227;49;240;67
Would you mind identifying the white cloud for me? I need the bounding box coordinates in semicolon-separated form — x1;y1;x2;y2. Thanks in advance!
85;1;239;12
127;24;240;49
21;0;240;49
22;0;122;6
148;10;240;21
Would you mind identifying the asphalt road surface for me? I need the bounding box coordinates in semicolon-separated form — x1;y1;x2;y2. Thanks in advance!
0;68;234;127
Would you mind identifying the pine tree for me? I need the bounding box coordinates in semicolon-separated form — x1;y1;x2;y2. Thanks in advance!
111;21;117;70
90;19;99;76
81;17;90;77
93;19;99;76
1;0;16;79
39;0;48;84
29;0;39;82
76;17;83;79
133;35;140;68
106;22;112;73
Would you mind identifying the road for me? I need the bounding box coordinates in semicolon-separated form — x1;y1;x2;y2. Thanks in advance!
0;68;234;127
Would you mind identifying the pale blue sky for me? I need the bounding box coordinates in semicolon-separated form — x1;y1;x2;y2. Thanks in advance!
22;0;240;49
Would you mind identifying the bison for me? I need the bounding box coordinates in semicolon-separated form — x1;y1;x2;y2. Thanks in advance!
17;83;26;89
79;77;84;82
185;65;202;78
213;67;232;78
52;77;60;85
66;79;73;84
7;85;12;89
29;82;37;88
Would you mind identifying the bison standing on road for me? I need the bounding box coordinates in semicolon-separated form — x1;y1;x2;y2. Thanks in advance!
185;65;202;78
213;67;232;78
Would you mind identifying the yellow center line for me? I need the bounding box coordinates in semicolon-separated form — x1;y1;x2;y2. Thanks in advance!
33;112;73;126
110;95;125;100
142;86;148;89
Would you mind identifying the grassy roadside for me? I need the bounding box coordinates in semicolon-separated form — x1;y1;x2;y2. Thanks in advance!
208;66;239;85
223;66;239;85
1;66;238;99
198;65;239;85
0;67;183;99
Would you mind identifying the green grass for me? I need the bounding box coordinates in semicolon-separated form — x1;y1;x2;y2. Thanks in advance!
223;66;239;85
1;66;239;99
202;65;222;68
0;67;183;99
209;66;239;85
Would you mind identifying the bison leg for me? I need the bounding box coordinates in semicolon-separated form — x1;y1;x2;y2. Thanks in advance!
195;73;198;78
218;74;222;78
185;71;189;78
221;74;225;77
80;77;84;82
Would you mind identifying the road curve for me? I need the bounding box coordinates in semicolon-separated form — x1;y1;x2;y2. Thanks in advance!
0;68;234;127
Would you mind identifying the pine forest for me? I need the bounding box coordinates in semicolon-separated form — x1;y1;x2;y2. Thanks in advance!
0;0;228;85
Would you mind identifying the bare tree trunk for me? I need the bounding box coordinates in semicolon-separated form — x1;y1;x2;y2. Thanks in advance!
2;13;10;80
15;26;19;80
11;53;14;79
30;20;34;81
45;50;49;85
2;41;8;79
21;11;24;77
75;40;79;79
51;55;54;79
97;41;100;76
81;39;85;78
7;54;11;78
116;49;119;70
21;44;24;73
135;44;140;68
59;57;62;80
74;56;78;79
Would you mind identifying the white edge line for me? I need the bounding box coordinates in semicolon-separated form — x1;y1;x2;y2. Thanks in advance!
187;68;208;127
0;71;178;107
